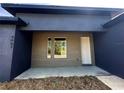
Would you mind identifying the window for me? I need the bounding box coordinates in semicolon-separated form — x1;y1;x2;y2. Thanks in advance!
47;37;67;59
47;37;52;58
54;38;67;58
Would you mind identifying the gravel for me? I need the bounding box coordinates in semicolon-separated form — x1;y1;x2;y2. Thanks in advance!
0;76;111;90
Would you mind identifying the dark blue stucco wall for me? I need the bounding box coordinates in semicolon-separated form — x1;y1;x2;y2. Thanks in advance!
93;21;124;78
10;29;32;80
0;25;16;82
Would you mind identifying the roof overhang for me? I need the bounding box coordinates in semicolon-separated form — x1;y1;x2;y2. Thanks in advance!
0;17;27;26
1;3;123;16
103;13;124;28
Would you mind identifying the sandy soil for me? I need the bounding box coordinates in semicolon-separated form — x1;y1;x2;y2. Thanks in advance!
0;76;111;90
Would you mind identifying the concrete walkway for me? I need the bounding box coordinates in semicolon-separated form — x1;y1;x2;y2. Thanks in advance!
15;66;110;79
97;75;124;90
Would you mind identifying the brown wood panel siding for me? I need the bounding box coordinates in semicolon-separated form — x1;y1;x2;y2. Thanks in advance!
31;32;94;67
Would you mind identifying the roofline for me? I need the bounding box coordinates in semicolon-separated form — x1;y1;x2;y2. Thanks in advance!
103;13;124;28
2;3;123;10
1;3;124;15
0;16;27;26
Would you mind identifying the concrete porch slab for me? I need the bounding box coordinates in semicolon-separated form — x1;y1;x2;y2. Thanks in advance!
15;66;111;79
97;75;124;90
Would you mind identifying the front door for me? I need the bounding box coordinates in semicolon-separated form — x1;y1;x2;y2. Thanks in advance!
81;36;92;65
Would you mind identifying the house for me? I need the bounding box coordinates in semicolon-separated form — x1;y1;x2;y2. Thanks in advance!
0;3;124;82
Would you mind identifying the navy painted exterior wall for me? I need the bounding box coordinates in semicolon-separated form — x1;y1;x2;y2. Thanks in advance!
10;29;32;80
16;13;110;31
93;21;124;78
0;25;16;82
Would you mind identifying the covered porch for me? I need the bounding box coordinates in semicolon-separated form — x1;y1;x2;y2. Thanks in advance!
31;32;95;67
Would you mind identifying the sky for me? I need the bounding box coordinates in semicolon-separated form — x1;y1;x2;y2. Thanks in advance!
1;0;124;17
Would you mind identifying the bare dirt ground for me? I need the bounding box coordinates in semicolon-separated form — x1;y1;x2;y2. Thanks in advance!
0;76;111;90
